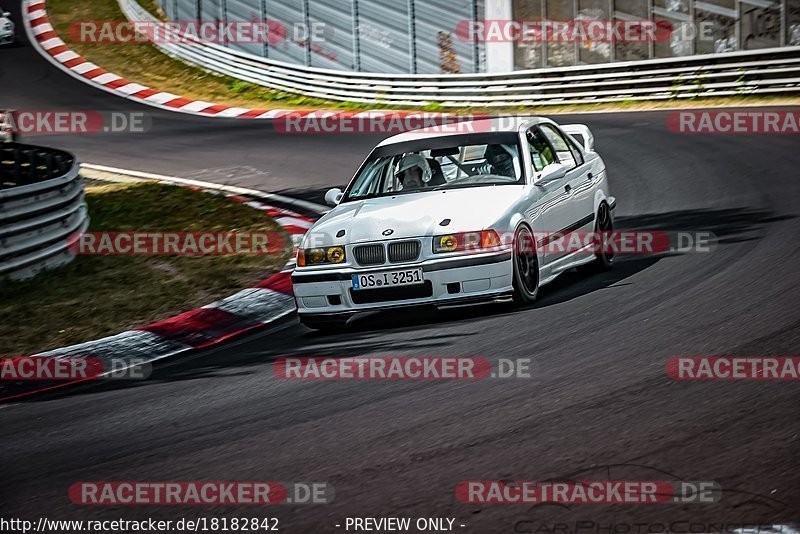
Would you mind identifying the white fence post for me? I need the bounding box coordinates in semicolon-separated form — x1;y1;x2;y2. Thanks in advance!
484;0;514;73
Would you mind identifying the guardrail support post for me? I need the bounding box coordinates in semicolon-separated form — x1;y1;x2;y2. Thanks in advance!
352;0;361;72
260;0;268;58
303;0;311;67
484;0;514;73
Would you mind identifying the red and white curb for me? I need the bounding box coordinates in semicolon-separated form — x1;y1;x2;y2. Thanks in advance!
23;0;450;122
16;172;323;389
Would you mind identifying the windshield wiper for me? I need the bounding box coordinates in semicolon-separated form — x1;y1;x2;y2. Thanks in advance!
347;192;388;201
428;183;483;192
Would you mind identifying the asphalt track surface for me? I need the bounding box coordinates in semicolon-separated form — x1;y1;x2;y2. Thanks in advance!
3;3;800;531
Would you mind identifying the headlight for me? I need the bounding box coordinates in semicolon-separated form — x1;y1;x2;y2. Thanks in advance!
433;230;501;254
297;246;346;266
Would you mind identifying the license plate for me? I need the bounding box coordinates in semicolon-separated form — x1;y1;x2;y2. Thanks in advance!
352;268;424;290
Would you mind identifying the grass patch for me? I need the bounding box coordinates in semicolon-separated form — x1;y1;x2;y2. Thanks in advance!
0;182;290;357
45;0;799;113
46;0;347;110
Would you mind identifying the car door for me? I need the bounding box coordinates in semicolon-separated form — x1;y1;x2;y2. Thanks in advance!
539;123;597;244
566;136;596;233
542;124;596;236
524;126;575;267
539;124;596;232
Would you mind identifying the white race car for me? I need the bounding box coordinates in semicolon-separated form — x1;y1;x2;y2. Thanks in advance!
292;117;616;330
0;8;15;46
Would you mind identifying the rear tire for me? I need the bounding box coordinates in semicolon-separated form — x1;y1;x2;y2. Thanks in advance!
591;202;615;271
512;225;539;304
299;314;352;332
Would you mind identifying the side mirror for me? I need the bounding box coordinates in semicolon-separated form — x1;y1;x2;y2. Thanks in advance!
324;187;343;206
536;163;567;185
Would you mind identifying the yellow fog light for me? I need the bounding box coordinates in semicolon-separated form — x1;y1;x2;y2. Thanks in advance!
327;246;345;263
437;235;458;253
308;248;326;264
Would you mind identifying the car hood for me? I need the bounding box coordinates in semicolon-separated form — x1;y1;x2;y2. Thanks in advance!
305;186;524;246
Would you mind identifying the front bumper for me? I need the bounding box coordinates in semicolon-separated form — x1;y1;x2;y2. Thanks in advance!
292;251;513;315
0;30;14;45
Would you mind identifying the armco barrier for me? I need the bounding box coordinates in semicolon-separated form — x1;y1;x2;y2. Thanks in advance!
0;143;89;281
121;0;800;108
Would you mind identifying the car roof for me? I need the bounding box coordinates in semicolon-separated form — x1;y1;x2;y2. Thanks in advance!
377;116;548;147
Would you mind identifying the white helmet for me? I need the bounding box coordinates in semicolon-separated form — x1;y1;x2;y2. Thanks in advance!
396;154;432;184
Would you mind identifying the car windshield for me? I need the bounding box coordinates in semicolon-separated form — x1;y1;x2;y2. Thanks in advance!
343;134;523;201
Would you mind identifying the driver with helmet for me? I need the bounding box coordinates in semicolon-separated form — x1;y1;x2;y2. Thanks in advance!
396;154;432;191
482;144;517;178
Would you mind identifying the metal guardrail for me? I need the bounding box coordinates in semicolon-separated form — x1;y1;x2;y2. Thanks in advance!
0;143;89;281
121;0;800;107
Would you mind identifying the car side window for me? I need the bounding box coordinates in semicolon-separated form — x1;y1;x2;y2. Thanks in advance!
526;128;555;173
539;124;579;171
350;157;393;197
567;137;584;167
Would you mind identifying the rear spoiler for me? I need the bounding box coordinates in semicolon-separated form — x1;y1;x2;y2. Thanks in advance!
561;124;594;153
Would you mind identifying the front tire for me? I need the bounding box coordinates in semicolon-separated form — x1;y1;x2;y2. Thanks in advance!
512;225;539;304
299;313;352;332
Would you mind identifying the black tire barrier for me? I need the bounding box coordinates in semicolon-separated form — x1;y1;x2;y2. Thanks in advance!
0;142;89;281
